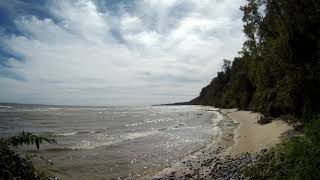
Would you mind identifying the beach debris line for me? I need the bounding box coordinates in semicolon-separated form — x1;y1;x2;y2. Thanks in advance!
151;150;268;180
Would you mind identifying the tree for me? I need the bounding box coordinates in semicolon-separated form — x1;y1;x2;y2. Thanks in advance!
222;59;231;72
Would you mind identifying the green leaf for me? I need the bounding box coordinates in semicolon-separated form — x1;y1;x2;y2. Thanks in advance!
35;138;40;150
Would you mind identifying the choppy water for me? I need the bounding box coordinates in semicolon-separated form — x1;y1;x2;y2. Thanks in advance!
0;104;228;179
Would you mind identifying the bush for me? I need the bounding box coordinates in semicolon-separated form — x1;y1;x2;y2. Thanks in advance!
0;143;47;180
0;132;56;180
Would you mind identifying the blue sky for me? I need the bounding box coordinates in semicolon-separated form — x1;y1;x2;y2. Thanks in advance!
0;0;245;106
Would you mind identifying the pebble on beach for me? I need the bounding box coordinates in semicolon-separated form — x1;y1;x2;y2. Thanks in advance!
151;147;263;180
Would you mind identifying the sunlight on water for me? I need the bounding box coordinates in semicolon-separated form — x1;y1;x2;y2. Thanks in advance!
0;104;227;179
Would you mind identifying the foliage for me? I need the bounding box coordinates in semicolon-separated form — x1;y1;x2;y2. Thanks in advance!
191;0;320;118
3;131;57;150
190;0;320;178
0;132;56;180
244;118;320;179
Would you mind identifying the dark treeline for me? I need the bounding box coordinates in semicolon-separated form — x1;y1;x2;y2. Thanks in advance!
191;0;320;120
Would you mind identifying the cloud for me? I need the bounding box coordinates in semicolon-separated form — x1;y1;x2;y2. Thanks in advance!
0;0;246;105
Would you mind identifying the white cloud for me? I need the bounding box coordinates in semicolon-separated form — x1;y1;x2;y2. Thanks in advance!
0;0;246;105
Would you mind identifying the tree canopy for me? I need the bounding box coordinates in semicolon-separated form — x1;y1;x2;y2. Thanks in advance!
191;0;320;119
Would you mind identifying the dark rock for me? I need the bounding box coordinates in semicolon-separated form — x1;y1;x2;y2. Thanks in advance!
293;123;304;132
257;115;273;125
261;149;267;153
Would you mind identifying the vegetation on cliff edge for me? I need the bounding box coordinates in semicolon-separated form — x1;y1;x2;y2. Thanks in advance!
191;0;320;119
191;0;320;179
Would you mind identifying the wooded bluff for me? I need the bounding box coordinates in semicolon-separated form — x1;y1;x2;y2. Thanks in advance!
190;0;319;121
189;1;320;178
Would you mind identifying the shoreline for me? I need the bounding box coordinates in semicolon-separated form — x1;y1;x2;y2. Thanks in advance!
147;108;237;179
151;108;293;179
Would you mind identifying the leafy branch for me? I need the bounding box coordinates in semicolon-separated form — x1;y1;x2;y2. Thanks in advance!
0;132;57;179
1;131;57;150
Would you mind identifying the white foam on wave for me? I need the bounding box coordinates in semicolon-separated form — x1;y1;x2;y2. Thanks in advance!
0;105;12;108
211;110;224;124
124;131;157;140
124;117;174;127
46;108;62;111
54;132;78;136
124;122;144;127
70;131;158;150
20;109;50;112
71;140;116;150
206;110;224;139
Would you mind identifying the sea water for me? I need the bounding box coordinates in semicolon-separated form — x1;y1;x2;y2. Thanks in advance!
0;104;226;179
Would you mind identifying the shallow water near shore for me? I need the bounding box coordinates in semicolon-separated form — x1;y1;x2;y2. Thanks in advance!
0;104;236;179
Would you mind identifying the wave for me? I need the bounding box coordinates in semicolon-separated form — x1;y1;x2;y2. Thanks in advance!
46;108;62;111
206;107;220;111
54;132;78;137
125;131;157;140
70;131;158;150
124;122;144;127
41;147;74;152
0;105;12;108
124;118;174;127
23;108;62;112
211;110;224;124
52;128;106;137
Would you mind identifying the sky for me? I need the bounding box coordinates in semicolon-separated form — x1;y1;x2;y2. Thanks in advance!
0;0;246;106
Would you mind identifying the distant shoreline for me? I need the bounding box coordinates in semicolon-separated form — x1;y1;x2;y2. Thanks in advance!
152;102;191;106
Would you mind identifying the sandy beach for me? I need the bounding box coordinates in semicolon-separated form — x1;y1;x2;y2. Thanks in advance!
221;109;292;156
152;108;293;179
